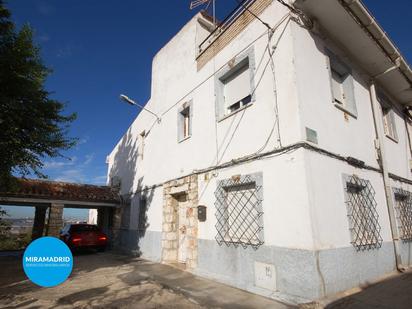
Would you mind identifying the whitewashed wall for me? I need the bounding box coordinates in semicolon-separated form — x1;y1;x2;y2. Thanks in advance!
291;21;412;250
107;1;313;249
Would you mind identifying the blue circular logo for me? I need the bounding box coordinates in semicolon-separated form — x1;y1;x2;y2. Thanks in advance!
23;237;73;287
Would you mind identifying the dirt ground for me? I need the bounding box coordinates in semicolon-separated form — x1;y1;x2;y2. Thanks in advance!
0;251;292;309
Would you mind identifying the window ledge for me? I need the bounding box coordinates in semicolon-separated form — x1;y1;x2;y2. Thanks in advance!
385;134;398;143
178;135;191;143
218;102;253;123
334;103;358;119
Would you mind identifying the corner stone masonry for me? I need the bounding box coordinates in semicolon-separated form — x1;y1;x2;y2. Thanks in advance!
162;175;198;269
46;203;64;237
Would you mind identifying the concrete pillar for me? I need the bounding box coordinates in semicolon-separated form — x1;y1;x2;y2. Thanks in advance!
97;208;110;234
46;203;64;237
31;206;47;240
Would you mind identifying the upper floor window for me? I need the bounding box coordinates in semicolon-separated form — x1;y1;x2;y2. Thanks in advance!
222;59;252;114
177;101;192;142
379;94;398;142
327;50;357;117
215;48;256;120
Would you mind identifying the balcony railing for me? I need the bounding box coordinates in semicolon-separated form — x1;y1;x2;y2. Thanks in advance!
198;0;256;55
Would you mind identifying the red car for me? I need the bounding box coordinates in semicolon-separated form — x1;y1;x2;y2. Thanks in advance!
60;224;108;252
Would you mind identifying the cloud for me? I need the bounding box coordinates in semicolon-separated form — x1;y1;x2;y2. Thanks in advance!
38;34;50;43
51;153;99;184
84;154;94;165
44;157;77;169
37;1;55;16
54;168;86;183
91;175;108;185
56;45;74;58
78;136;89;145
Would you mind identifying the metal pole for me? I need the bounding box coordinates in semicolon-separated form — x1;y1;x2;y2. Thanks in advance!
369;81;404;272
213;0;216;29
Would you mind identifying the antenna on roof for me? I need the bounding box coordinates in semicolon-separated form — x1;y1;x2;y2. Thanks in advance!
190;0;216;28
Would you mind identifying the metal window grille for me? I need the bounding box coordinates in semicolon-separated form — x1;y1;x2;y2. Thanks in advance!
138;197;147;231
215;174;263;249
345;176;383;251
393;188;412;242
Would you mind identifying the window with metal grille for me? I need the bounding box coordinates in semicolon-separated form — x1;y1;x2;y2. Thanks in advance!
393;188;412;242
215;173;263;249
343;175;383;251
138;197;147;231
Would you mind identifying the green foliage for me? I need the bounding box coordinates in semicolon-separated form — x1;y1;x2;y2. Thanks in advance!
0;206;11;242
0;1;77;186
0;231;32;251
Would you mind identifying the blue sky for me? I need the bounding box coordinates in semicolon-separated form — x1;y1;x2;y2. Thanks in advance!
2;0;412;219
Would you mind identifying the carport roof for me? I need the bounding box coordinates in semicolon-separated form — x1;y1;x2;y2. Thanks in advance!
0;178;120;205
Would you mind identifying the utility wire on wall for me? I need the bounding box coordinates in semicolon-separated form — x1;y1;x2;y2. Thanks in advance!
134;0;311;166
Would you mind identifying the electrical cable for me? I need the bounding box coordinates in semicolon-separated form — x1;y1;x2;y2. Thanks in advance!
132;141;385;194
233;0;271;30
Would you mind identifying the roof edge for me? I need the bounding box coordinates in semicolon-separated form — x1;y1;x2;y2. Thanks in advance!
339;0;412;95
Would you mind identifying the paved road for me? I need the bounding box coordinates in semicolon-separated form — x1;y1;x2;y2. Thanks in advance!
325;271;412;309
1;250;411;308
0;251;292;309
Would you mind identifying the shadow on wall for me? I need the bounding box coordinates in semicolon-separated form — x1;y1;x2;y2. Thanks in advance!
108;128;155;255
109;128;139;195
115;177;155;256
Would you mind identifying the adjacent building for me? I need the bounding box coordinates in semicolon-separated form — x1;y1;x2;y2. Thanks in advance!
106;0;412;304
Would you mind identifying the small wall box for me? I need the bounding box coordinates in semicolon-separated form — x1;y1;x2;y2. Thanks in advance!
198;205;207;222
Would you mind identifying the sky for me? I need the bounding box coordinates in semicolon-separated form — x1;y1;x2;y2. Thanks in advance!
1;0;412;219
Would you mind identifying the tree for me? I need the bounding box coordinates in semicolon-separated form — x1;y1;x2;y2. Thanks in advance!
0;1;77;187
0;206;11;243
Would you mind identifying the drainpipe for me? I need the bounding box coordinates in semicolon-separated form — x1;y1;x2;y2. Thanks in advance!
369;81;405;272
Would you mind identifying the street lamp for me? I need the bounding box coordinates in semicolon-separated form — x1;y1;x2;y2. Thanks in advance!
119;94;161;123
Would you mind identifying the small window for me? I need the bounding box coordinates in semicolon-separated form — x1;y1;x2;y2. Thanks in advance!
221;59;252;115
327;50;357;117
177;101;192;142
379;95;398;141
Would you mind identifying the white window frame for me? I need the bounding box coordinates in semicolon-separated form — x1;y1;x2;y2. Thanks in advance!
326;49;357;118
215;172;264;249
177;101;193;142
378;94;398;142
215;48;256;121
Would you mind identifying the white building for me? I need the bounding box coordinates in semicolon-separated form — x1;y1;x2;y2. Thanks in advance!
106;0;412;304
